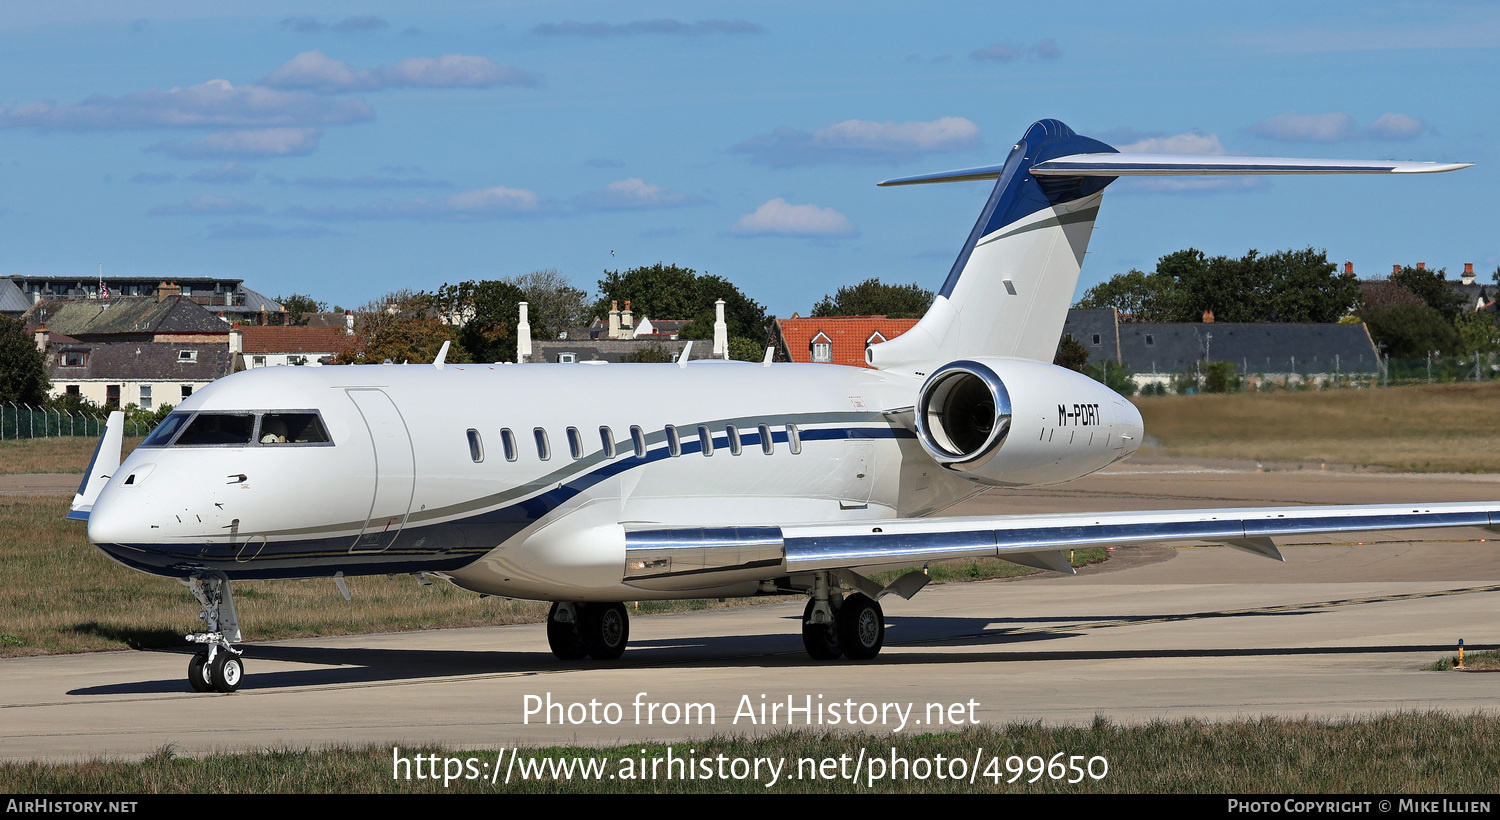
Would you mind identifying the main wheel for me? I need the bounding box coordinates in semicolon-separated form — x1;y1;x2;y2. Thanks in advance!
188;651;213;693
801;598;842;660
837;593;884;660
547;602;587;660
581;602;630;661
210;652;244;693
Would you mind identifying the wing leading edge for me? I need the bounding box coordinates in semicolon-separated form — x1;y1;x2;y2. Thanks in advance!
623;502;1500;582
878;155;1472;186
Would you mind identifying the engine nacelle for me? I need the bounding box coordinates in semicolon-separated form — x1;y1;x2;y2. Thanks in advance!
915;358;1143;487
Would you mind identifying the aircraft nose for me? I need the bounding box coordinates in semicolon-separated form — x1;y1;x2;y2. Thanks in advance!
86;491;134;545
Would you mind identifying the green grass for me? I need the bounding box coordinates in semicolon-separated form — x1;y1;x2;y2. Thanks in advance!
1135;381;1500;472
0;436;144;474
1430;649;1500;671
5;714;1498;793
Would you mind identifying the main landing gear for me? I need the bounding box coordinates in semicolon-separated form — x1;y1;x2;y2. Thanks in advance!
547;602;630;661
183;575;245;693
802;571;885;661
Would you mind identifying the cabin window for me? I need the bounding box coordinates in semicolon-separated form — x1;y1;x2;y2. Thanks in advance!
726;425;742;456
599;427;616;459
176;413;256;446
259;413;330;444
630;425;647;458
665;425;681;457
758;424;774;455
534;428;551;461
466;429;484;462
786;423;802;455
501;428;518;462
698;425;714;457
567;427;584;460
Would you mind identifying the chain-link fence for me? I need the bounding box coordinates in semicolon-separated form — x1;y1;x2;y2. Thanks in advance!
0;404;160;441
1128;352;1496;395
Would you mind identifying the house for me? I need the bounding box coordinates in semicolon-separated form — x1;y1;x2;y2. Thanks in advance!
775;315;921;368
230;324;358;369
8;274;282;325
528;300;725;363
0;278;30;319
20;284;232;344
40;334;233;409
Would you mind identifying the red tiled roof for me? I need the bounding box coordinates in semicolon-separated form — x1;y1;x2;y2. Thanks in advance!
778;316;919;368
239;325;356;355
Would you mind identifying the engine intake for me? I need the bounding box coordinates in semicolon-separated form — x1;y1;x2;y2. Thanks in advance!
916;360;1012;470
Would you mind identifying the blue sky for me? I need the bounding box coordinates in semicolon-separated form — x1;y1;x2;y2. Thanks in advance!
2;1;1496;317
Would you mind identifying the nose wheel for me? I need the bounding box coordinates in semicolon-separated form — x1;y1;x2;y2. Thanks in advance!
182;574;245;693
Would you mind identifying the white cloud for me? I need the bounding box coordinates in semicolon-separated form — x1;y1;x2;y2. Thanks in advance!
0;79;372;131
277;16;388;34
149;128;322;159
1246;111;1429;143
533;19;761;37
730;198;857;238
574;178;704;210
189;162;255;184
289;186;543;221
733;116;981;167
1117;133;1229;155
149;194;264;216
263;51;539;92
971;39;1062;62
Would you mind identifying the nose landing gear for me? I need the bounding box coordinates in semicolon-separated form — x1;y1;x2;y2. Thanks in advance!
183;574;244;693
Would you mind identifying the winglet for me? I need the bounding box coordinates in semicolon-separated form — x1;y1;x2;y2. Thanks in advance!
433;340;450;370
69;411;124;522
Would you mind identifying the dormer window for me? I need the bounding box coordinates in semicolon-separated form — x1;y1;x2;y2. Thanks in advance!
61;351;87;367
810;332;832;363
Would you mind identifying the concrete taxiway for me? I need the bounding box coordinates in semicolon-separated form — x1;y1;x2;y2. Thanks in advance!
3;462;1498;762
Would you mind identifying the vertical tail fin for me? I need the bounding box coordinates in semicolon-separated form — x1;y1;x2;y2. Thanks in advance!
868;119;1116;375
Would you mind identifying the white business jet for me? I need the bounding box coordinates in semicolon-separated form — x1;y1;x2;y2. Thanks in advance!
71;119;1493;693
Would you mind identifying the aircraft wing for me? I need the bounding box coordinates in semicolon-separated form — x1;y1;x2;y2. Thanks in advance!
878;155;1471;186
624;502;1500;582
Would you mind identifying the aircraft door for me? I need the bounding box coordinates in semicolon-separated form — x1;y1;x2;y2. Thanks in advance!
842;442;875;506
347;388;416;553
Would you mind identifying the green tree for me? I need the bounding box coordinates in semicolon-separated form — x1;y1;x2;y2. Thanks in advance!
1361;303;1459;358
432;280;537;364
508;268;589;331
595;262;772;350
275;293;328;325
1454;312;1500;355
1390;265;1465;322
0;316;49;405
622;342;676;363
811;278;934;318
1053;334;1090;371
1075;268;1175;321
334;290;471;365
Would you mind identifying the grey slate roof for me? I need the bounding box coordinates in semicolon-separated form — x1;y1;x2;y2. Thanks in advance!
1119;322;1380;374
47;342;234;382
530;338;717;364
22;296;231;338
1060;309;1120;366
0;278;31;316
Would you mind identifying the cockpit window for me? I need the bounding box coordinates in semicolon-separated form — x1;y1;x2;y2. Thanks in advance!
175;413;256;446
140;412;192;447
260;413;330;444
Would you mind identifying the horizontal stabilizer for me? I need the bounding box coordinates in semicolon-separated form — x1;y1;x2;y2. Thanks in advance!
878;156;1471;186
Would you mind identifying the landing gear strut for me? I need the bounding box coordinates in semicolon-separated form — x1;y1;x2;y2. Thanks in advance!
802;572;884;661
183;575;244;693
547;602;630;661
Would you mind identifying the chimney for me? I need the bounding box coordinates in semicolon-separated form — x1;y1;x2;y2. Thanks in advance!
1393;264;1401;276
344;309;354;335
1416;262;1426;271
34;323;46;352
621;299;633;331
713;298;728;358
229;327;242;355
279;306;289;326
1202;309;1215;323
1344;261;1354;275
608;299;621;339
258;304;268;326
517;301;532;363
1462;263;1475;285
155;280;181;303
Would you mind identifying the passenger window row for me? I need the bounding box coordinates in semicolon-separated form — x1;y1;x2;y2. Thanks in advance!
466;423;803;463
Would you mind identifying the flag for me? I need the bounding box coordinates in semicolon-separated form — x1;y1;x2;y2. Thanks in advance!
100;281;110;299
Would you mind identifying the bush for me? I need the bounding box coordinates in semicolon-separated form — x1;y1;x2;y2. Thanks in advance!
1203;361;1240;393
